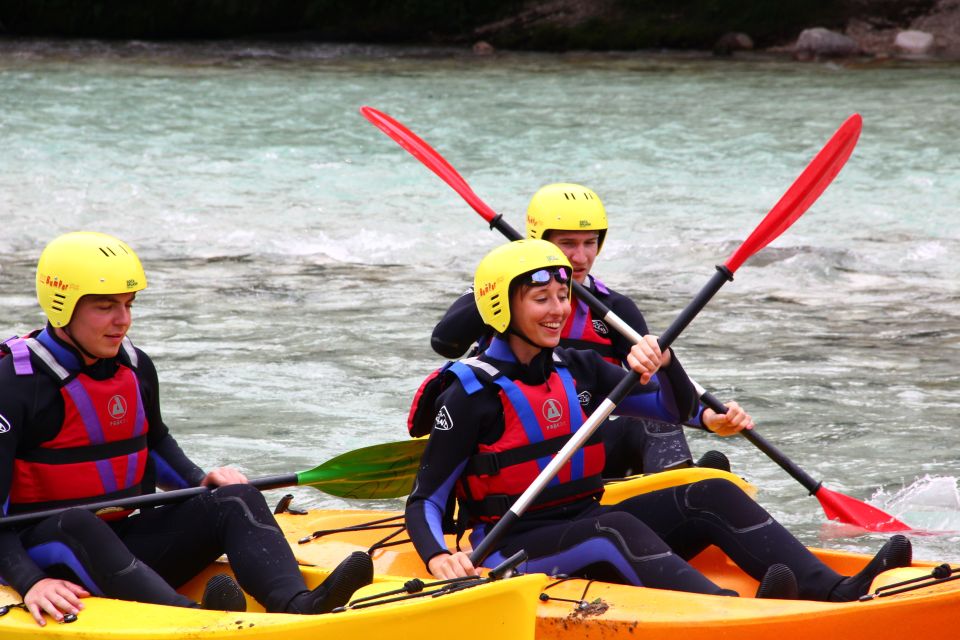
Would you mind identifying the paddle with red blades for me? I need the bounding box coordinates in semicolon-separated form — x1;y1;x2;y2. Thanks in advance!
362;106;908;533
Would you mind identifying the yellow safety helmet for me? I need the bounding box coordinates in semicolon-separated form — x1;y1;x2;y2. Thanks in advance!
474;239;572;333
36;231;147;327
526;183;608;253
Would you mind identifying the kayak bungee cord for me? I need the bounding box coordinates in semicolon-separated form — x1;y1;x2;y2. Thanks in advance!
859;563;960;601
539;578;610;617
297;513;407;546
333;551;529;613
0;602;76;624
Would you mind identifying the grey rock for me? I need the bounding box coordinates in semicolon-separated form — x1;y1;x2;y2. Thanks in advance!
794;27;860;59
895;30;935;54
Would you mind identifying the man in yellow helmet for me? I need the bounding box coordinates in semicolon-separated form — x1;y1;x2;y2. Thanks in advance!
430;184;751;477
0;232;372;626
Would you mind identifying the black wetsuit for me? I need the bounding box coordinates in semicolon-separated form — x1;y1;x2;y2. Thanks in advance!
405;341;847;600
0;327;309;612
431;277;696;475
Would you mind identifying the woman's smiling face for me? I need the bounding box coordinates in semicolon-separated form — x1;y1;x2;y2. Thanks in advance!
508;278;571;362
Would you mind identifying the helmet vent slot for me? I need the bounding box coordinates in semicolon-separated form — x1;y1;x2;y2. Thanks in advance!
98;246;120;257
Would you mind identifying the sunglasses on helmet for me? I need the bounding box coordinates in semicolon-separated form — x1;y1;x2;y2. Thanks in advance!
523;266;570;287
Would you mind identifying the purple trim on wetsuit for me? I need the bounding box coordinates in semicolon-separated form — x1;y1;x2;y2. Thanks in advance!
36;328;83;372
26;542;104;595
150;452;191;490
484;337;515;362
481;536;645;585
425;461;469;549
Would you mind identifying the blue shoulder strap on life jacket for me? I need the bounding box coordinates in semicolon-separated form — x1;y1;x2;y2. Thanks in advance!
448;358;499;396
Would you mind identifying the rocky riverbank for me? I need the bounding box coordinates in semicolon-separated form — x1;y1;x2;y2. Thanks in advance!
0;0;957;61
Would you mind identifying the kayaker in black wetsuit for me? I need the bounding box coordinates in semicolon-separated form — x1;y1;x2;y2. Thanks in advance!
0;232;373;627
430;183;749;476
405;239;912;600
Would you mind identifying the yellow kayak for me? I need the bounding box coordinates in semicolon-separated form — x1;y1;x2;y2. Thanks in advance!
0;563;544;639
277;469;960;640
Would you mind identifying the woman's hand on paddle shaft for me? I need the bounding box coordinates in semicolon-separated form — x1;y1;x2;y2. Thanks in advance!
428;551;481;579
201;466;249;487
703;401;754;436
24;577;88;626
626;335;671;385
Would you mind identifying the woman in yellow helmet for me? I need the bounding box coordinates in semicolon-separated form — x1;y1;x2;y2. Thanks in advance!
0;232;372;626
430;183;750;476
406;239;911;600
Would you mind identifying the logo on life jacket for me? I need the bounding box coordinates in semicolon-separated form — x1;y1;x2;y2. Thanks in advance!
0;413;10;434
542;398;563;424
577;391;591;406
592;319;609;335
434;405;454;431
108;395;128;421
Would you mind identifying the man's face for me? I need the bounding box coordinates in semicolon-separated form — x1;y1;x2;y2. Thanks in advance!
65;292;136;363
544;230;600;284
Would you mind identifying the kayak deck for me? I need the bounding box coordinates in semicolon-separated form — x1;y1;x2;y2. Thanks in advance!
0;563;544;639
278;504;960;640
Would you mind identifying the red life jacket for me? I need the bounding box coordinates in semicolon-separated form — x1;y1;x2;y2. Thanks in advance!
450;354;605;523
560;277;619;365
4;333;148;519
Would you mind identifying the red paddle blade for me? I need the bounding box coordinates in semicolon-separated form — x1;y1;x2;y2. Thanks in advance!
725;114;863;273
360;106;501;223
816;484;911;532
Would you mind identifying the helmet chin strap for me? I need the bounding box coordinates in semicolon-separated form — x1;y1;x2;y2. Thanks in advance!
62;324;101;363
505;326;545;351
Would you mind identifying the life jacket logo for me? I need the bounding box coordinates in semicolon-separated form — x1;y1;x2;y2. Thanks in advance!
43;275;69;291
592;319;609;335
542;398;563;424
0;413;10;434
434;405;453;431
577;391;591;406
108;395;128;422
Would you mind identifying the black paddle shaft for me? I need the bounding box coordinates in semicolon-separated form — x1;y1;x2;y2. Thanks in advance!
0;473;299;528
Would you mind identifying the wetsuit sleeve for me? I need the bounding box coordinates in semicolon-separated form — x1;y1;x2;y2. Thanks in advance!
602;289;650;365
135;351;205;489
430;288;487;359
0;359;52;595
404;380;500;570
685;403;710;431
565;349;698;424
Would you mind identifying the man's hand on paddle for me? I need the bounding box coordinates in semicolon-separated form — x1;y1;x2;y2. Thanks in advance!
703;401;754;436
201;466;249;487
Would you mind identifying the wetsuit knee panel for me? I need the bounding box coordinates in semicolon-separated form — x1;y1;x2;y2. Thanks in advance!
682;478;769;529
591;512;672;557
55;508;121;546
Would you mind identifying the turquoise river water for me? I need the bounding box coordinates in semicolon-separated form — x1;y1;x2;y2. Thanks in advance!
0;39;958;563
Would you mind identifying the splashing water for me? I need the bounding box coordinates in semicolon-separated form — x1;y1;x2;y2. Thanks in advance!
874;476;960;534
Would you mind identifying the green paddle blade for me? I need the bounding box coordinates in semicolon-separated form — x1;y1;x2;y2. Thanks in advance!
297;439;427;499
